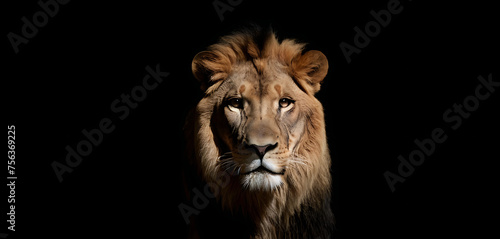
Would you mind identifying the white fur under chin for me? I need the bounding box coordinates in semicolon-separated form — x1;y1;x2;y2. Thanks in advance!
242;172;283;191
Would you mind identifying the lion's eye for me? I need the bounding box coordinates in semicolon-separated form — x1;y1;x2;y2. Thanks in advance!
279;98;294;108
228;98;243;109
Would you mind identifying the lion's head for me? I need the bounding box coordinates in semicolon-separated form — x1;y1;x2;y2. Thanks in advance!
187;28;333;238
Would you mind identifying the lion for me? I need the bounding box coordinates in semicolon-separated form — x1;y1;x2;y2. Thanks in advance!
184;27;334;238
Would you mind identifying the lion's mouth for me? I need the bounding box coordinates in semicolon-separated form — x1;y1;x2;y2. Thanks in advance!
243;166;285;175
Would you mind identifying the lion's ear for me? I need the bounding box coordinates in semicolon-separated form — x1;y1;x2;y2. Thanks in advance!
192;51;230;93
291;50;329;94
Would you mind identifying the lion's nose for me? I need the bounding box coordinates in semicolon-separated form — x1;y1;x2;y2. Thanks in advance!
248;143;278;159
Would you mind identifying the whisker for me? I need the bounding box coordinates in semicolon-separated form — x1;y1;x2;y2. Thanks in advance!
217;152;245;176
218;152;233;161
230;164;238;175
220;160;235;170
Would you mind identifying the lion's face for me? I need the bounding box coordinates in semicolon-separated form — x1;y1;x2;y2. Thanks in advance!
191;30;329;195
188;29;333;238
215;60;309;190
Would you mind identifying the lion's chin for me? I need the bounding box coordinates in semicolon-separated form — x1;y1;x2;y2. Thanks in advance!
241;172;283;191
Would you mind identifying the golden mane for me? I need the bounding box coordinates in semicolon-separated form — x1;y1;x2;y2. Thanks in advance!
185;28;333;238
192;28;326;95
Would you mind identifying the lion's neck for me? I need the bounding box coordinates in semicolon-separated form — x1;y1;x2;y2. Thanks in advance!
235;190;285;238
217;170;333;238
220;181;308;238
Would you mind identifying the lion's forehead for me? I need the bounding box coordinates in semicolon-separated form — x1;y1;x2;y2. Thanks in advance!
226;62;295;98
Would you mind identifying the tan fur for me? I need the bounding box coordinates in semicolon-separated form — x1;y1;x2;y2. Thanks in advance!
187;28;333;238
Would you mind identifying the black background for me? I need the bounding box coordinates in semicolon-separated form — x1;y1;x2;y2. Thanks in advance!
3;0;499;238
